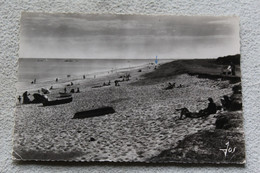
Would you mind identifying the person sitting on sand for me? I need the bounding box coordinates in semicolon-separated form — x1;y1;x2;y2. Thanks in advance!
70;89;75;93
201;98;217;116
164;82;175;90
49;86;53;90
64;88;67;93
221;95;231;110
178;84;183;88
103;82;106;86
208;98;217;114
22;91;30;104
41;88;50;94
232;84;242;94
114;80;120;86
76;88;80;93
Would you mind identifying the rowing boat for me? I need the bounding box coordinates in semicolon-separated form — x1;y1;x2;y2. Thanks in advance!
43;97;72;106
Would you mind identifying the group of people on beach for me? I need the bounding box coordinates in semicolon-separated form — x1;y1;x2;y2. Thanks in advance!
114;74;131;87
18;90;45;104
18;91;30;104
63;87;80;93
177;97;217;120
18;80;81;104
176;83;242;120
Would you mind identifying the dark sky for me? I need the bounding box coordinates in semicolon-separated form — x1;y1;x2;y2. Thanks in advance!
19;13;240;59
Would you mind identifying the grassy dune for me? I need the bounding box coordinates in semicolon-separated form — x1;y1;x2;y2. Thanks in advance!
133;54;241;86
142;55;245;164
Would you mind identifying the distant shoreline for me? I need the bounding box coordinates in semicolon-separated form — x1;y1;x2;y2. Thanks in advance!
16;60;170;94
17;58;172;82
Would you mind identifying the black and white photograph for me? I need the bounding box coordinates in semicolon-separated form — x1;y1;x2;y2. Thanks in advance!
13;13;245;164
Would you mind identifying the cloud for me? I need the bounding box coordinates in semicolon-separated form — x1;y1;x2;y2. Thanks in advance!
19;13;240;59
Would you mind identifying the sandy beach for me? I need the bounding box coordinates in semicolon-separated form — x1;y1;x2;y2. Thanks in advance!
13;58;245;163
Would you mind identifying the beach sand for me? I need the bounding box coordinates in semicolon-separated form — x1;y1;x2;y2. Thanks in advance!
13;59;244;163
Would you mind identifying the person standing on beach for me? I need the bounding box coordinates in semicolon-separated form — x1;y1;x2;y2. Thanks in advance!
18;96;21;104
22;91;30;104
226;65;232;75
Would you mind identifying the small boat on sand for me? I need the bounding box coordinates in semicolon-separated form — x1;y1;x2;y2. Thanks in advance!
73;107;115;119
43;97;72;106
92;85;103;89
59;92;72;97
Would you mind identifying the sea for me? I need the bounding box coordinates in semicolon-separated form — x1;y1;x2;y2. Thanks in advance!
18;58;172;83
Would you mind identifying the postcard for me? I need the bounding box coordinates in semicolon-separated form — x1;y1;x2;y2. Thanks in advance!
13;13;245;164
